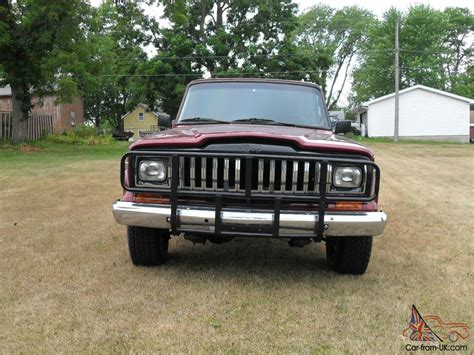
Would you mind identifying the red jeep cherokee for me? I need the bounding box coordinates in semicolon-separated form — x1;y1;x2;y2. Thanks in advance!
112;78;387;274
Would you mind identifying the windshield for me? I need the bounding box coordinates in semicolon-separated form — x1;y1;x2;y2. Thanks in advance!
177;82;331;129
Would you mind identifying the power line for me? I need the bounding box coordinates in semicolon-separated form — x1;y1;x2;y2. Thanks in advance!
92;47;463;62
97;66;430;78
94;49;395;62
98;70;328;78
399;49;468;55
100;67;442;78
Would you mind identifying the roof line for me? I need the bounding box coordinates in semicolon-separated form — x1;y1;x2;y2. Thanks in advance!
188;77;322;91
121;103;160;120
364;85;474;105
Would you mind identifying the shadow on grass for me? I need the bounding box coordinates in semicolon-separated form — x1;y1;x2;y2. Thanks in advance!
160;237;335;281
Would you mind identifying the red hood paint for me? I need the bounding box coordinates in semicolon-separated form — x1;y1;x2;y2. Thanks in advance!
130;124;374;159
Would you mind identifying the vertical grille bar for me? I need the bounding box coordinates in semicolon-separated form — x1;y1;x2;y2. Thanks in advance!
212;158;218;190
257;159;264;192
303;162;310;193
315;162;321;193
326;164;332;193
269;160;275;192
235;158;241;191
292;160;298;193
201;157;207;189
179;157;185;187
281;160;287;193
167;161;172;187
223;158;230;191
190;157;195;189
245;157;252;197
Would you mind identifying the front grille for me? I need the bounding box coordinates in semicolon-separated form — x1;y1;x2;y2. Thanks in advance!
122;150;381;239
123;150;379;202
178;156;323;194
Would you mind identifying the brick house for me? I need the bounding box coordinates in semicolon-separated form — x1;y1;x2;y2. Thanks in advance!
0;85;84;133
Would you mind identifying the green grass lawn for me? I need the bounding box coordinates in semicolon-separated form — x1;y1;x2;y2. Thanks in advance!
0;140;473;353
351;135;467;145
0;140;130;165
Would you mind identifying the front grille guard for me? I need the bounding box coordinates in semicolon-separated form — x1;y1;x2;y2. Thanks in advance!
120;150;381;240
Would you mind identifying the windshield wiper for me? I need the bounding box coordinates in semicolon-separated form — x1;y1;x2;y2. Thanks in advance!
231;117;301;127
179;117;230;124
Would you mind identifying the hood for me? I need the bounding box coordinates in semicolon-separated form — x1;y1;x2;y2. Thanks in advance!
130;124;373;159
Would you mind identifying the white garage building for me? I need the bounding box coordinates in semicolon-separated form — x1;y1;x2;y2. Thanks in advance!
354;85;473;142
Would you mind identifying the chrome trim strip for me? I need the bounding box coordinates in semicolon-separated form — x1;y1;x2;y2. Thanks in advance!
281;160;287;193
303;162;310;193
235;158;240;191
257;159;264;192
292;161;298;193
113;201;388;237
269;159;275;193
371;167;376;196
326;164;332;193
315;162;320;193
190;157;195;189
167;161;172;188
201;157;206;190
179;156;185;188
224;158;230;191
212;158;218;191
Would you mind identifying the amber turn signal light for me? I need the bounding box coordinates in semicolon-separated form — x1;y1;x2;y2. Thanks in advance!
135;193;170;204
334;201;363;211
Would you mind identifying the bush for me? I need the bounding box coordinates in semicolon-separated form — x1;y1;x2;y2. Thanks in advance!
44;126;114;145
69;126;99;138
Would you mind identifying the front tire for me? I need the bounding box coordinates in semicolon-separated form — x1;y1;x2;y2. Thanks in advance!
326;236;372;275
127;226;169;266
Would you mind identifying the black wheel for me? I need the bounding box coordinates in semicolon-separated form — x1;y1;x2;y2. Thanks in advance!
326;236;372;275
127;226;169;266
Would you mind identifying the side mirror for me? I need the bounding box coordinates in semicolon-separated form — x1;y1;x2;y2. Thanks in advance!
335;120;351;134
158;114;172;129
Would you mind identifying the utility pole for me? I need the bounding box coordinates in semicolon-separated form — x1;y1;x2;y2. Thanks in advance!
394;19;400;142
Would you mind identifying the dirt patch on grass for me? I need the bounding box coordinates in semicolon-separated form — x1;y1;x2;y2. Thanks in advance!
0;144;473;352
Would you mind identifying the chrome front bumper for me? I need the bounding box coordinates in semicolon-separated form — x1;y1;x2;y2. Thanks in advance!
112;201;387;237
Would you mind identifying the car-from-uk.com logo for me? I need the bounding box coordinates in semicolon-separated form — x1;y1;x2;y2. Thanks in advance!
403;305;470;352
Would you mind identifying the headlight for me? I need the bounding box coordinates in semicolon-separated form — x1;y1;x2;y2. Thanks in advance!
333;166;362;188
138;160;167;182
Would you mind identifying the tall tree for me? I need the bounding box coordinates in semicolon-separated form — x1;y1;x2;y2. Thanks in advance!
401;5;449;89
0;0;85;142
294;5;375;109
141;0;329;116
78;0;153;130
351;5;474;105
351;8;401;104
442;7;473;96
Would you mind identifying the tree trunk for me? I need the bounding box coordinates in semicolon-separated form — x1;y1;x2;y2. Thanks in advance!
216;3;223;27
118;114;124;133
10;84;28;143
95;115;101;129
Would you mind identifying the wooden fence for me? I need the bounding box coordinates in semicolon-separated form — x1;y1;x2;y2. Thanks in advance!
27;114;54;140
0;111;54;140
